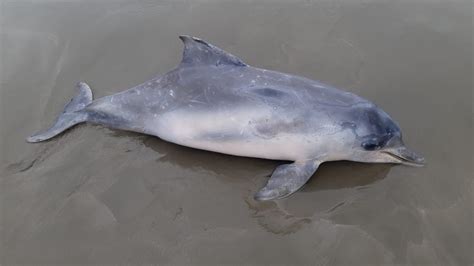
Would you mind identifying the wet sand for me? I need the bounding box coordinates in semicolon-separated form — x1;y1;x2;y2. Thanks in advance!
1;0;472;264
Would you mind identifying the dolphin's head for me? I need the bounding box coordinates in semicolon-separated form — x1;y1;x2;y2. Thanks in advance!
345;104;425;166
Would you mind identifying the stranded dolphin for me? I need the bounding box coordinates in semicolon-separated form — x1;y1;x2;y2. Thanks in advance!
27;35;424;200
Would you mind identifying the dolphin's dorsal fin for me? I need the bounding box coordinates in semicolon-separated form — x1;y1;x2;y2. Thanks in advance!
179;35;247;67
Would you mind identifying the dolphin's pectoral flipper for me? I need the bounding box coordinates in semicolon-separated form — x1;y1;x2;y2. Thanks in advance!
27;82;93;143
254;160;321;201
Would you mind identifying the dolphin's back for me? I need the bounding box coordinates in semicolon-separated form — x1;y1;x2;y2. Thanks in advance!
162;65;367;110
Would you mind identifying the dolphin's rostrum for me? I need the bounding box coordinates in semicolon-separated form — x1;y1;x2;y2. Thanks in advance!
27;35;425;200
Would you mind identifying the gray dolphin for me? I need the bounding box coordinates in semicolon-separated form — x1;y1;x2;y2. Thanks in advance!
27;35;424;200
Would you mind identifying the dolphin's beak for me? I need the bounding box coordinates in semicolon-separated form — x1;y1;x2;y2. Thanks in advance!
382;146;425;167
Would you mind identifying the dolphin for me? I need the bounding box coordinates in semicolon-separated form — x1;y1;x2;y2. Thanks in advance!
27;35;424;200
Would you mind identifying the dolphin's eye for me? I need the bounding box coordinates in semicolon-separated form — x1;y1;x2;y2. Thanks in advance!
361;135;383;150
362;141;380;150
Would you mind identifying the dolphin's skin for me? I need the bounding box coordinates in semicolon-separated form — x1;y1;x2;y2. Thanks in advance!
28;36;424;200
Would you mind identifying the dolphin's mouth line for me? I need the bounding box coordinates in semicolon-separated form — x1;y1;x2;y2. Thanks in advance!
382;151;425;167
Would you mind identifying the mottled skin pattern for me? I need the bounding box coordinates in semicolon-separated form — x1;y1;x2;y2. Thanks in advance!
28;36;424;200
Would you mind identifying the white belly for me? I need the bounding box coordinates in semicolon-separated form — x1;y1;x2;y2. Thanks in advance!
149;107;317;161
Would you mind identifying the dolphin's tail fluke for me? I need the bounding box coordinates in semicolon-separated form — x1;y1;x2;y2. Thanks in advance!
27;82;93;143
